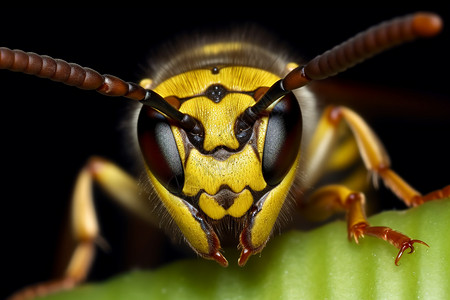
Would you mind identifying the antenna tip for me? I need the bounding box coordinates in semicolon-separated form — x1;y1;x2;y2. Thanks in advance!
412;12;443;37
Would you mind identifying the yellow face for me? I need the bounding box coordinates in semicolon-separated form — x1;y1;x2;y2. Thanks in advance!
139;65;302;266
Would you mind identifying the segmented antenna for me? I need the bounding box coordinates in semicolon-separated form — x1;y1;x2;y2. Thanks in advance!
0;47;201;133
243;12;443;124
0;47;147;99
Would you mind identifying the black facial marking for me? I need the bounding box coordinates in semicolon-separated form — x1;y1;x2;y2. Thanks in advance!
205;84;228;102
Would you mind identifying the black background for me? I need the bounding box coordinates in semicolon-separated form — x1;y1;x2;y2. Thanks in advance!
1;4;449;299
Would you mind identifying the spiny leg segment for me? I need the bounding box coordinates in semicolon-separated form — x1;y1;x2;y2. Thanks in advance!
307;185;429;265
8;157;150;300
302;106;449;265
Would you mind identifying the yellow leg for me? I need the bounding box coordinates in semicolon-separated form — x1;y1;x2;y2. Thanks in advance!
8;157;149;300
299;105;450;266
308;185;428;265
86;157;156;224
305;106;450;206
338;106;450;205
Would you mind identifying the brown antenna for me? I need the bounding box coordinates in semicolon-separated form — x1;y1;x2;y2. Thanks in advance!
242;12;443;124
0;48;147;99
0;47;202;133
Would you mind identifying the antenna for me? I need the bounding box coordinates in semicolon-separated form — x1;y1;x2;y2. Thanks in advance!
241;12;443;124
0;47;201;133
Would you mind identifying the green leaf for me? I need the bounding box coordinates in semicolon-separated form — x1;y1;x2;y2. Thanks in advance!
43;199;450;300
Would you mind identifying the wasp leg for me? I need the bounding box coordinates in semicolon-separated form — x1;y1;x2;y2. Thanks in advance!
335;106;450;206
304;106;449;206
85;156;156;224
8;157;151;300
308;185;429;265
378;169;450;206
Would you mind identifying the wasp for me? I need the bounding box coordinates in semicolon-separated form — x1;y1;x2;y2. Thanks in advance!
1;12;449;300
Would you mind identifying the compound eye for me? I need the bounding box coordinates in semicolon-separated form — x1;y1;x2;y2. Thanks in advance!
137;106;184;194
262;93;302;186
